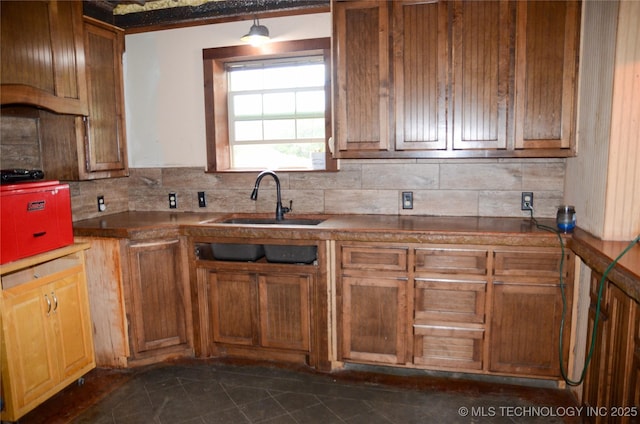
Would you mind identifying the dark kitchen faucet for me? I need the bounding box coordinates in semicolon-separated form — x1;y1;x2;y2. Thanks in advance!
250;170;290;221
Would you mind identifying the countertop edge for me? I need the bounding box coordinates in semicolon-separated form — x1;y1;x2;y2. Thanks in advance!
570;229;640;303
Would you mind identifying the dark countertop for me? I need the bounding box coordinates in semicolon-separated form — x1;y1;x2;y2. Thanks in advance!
74;211;564;245
73;211;225;239
73;211;640;301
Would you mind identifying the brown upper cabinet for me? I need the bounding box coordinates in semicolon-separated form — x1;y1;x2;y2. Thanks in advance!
332;0;581;159
0;1;88;115
39;17;129;180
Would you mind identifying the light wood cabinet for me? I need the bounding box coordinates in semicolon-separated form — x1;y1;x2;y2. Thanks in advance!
583;272;639;423
77;236;192;368
332;0;580;158
1;245;94;422
0;1;88;115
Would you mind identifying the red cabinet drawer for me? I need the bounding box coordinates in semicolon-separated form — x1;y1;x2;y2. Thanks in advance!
1;181;73;264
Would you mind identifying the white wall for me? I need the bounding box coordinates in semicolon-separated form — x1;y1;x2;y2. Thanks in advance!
123;13;331;167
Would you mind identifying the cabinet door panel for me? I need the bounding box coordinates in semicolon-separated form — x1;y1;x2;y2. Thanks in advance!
453;0;511;150
259;273;310;351
83;19;127;173
414;324;483;370
394;0;448;150
334;0;390;152
50;272;95;379
209;271;257;346
128;240;188;353
514;1;579;149
0;1;87;115
2;287;58;409
342;276;407;364
414;278;486;324
490;283;567;376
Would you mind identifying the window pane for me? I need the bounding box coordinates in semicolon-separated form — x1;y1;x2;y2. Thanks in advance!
233;94;262;116
264;119;295;140
262;63;324;89
296;91;325;114
229;69;263;91
235;121;263;141
232;142;325;170
299;64;325;87
297;118;325;139
264;93;295;115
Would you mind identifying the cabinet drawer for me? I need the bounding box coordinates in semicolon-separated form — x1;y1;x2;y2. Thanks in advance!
415;248;487;275
340;245;408;272
415;278;486;324
413;325;483;370
493;249;563;278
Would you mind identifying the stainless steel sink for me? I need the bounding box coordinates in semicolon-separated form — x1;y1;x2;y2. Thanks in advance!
220;217;325;225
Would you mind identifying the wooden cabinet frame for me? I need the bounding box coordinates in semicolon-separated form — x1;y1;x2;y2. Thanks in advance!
336;241;575;381
191;237;330;371
332;0;580;158
1;245;95;422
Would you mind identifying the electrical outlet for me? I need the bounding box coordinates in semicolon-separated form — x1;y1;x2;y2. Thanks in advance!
198;191;206;207
97;195;106;212
521;192;534;211
169;192;177;209
402;191;413;209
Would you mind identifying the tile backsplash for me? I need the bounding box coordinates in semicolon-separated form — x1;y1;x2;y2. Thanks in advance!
70;159;565;222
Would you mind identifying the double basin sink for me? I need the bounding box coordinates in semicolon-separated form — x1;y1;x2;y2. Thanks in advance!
199;214;326;264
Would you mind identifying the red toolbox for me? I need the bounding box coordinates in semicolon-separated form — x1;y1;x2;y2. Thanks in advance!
1;181;74;265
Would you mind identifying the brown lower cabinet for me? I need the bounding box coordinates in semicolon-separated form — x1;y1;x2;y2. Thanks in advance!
192;239;329;370
583;272;639;423
77;235;192;367
337;241;574;381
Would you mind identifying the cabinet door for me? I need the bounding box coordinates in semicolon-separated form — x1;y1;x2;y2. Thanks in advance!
127;240;189;354
490;282;567;376
49;272;95;380
394;0;448;151
452;0;512;150
208;271;258;346
2;285;59;414
82;18;128;176
341;276;407;364
514;0;579;150
490;248;573;377
0;1;87;115
258;272;310;351
334;0;391;153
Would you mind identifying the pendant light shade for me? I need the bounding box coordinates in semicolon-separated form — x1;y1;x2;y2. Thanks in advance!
241;18;270;46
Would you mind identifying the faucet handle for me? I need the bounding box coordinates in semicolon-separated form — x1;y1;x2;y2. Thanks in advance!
288;200;293;212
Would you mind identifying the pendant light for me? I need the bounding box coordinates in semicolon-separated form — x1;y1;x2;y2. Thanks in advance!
241;17;270;46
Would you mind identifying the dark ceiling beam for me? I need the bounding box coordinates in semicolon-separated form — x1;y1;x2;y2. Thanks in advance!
84;0;329;34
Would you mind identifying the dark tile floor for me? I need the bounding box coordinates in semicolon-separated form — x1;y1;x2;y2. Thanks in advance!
18;359;582;424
